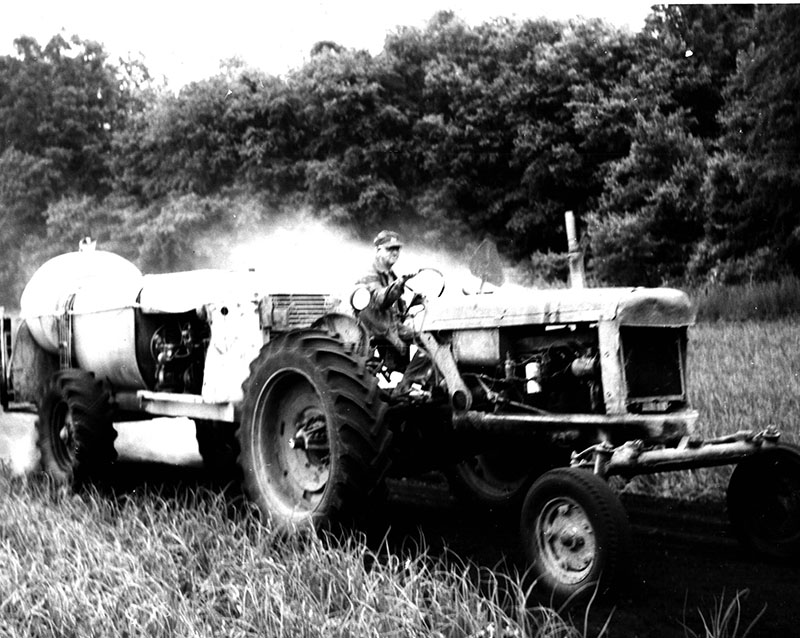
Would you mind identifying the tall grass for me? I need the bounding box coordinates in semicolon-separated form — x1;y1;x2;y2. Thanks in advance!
0;470;765;638
682;590;767;638
690;320;800;439
692;277;800;322
0;470;585;638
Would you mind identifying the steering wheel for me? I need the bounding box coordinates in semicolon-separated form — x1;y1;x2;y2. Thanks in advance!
404;267;446;299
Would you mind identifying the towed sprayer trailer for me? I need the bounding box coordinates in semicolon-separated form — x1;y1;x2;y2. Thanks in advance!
2;224;799;605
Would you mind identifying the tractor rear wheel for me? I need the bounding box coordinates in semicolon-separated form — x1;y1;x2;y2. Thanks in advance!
727;444;800;559
310;313;370;357
36;369;116;486
520;467;630;605
238;328;390;533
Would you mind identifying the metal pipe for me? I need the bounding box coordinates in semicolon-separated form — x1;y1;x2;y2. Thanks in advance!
604;439;772;477
565;211;586;289
452;409;697;440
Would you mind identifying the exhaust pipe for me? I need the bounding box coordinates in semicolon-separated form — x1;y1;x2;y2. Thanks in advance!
565;211;586;289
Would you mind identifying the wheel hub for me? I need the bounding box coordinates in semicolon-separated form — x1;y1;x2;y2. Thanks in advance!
538;498;595;583
288;413;328;454
53;404;76;466
284;406;330;493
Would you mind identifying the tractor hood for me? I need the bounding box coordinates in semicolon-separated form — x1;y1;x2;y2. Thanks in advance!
420;286;695;331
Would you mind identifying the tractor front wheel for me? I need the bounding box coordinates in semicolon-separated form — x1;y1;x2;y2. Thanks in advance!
520;467;630;605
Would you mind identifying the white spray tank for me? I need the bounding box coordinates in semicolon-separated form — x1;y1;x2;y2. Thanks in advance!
19;238;148;388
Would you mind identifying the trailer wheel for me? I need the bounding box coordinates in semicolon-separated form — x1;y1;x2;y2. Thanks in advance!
520;468;630;605
238;328;390;533
36;369;116;486
195;419;240;481
727;444;800;559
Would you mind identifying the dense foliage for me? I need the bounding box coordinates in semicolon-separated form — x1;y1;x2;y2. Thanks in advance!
2;5;799;307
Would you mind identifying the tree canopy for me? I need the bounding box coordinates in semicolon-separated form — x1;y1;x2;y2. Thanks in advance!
3;5;798;306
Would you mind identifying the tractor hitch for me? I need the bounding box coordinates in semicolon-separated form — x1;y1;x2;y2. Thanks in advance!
571;425;783;478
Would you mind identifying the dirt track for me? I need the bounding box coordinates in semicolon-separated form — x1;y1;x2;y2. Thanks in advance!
2;410;797;637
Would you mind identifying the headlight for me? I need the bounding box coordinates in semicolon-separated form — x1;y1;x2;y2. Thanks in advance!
350;285;372;311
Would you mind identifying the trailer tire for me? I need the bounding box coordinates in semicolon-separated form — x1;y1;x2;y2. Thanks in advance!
195;419;240;482
36;369;116;486
238;328;390;533
520;467;630;605
727;444;800;559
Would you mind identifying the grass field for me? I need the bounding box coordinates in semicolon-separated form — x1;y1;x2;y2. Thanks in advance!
690;320;800;439
0;473;580;638
1;319;797;636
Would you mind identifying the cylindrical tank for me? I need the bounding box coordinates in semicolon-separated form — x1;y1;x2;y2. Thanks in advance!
20;245;147;388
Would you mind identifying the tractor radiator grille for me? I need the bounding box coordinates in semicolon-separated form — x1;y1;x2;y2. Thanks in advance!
620;327;686;403
267;294;331;330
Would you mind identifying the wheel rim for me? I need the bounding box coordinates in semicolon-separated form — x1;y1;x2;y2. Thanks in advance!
51;401;76;470
535;496;596;585
253;371;331;517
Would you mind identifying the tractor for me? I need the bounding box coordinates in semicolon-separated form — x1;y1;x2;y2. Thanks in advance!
2;232;799;604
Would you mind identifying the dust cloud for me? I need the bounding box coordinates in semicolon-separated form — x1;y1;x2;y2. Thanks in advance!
192;209;480;298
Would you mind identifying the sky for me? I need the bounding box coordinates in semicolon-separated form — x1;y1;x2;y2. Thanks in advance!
1;0;654;89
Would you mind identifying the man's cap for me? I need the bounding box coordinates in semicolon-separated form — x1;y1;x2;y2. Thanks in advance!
374;230;403;248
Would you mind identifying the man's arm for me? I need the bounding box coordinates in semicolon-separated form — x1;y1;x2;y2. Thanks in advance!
358;271;409;311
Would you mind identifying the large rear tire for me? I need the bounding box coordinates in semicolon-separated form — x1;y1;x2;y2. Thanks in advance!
310;313;370;357
238;329;390;533
520;468;630;606
36;369;117;486
727;444;800;559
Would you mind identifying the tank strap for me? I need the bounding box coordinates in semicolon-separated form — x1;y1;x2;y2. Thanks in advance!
58;293;77;369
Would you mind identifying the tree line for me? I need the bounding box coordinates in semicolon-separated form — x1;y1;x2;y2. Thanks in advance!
1;4;798;307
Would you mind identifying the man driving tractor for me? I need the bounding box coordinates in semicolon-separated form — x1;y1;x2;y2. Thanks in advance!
355;230;429;394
